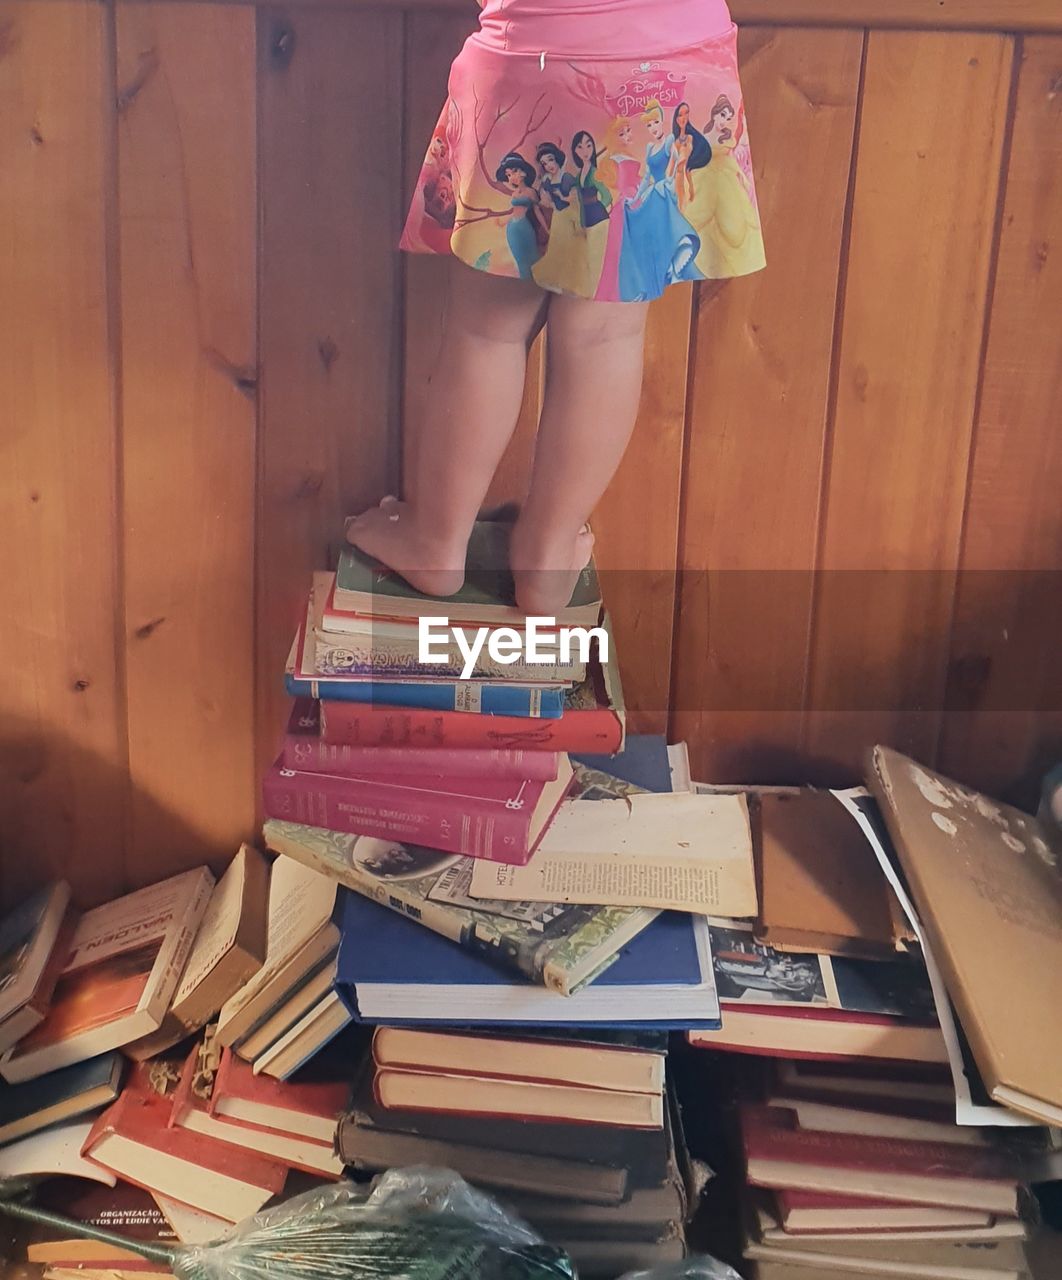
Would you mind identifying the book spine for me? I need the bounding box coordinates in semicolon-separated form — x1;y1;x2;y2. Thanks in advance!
315;627;584;685
281;738;559;782
262;770;533;864
319;702;623;753
285;674;565;719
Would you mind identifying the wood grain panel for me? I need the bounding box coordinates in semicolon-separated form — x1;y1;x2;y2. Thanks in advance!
243;0;1062;37
671;27;863;781
0;1;126;906
804;30;1013;777
117;2;257;879
593;287;693;733
257;6;404;782
938;35;1062;800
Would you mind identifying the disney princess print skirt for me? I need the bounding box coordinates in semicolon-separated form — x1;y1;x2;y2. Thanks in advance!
400;25;766;302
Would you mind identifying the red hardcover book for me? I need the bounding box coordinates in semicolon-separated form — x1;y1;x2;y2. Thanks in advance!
168;1042;342;1180
688;1004;948;1064
773;1188;992;1234
741;1103;1022;1215
284;701;560;782
83;1083;287;1223
211;1047;347;1145
262;755;574;865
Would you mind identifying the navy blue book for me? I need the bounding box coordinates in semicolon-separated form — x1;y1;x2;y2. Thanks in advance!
336;892;720;1029
0;1051;124;1147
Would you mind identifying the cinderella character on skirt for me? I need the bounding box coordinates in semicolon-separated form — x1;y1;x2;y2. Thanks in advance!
617;97;705;302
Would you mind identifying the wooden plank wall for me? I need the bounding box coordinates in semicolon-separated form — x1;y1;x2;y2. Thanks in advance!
1;0;1059;904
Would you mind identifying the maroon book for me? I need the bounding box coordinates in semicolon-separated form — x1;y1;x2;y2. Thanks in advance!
262;755;574;864
741;1103;1022;1215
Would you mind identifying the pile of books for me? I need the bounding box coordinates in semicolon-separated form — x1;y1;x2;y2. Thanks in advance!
338;1026;692;1275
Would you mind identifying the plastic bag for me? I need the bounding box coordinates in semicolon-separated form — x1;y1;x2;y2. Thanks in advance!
174;1168;575;1280
618;1260;743;1280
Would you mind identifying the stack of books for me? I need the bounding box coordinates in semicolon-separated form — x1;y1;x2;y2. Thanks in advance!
338;1025;692;1276
735;1059;1039;1280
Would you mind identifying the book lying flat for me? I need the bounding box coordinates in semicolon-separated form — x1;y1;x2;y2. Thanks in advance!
0;1119;116;1187
333;520;603;629
2;870;214;1083
28;1179;177;1265
0;1051;124;1148
773;1189;992;1234
741;1103;1024;1215
170;1040;343;1178
83;1086;287;1222
774;1060;955;1107
689;1004;947;1064
317;619;625;753
373;1066;664;1129
338;892;719;1027
371;1025;665;1094
284;701;561;781
262;754;575;864
869;747;1062;1128
212;1047;348;1143
746;1256;1025;1280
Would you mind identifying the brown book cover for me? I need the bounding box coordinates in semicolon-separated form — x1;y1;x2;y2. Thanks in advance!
756;792;913;959
868;747;1062;1128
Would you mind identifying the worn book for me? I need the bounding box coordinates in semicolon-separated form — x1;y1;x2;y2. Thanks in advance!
284;700;561;781
83;1063;287;1222
252;984;354;1081
373;1066;664;1128
771;1189;993;1234
762;1095;991;1149
333;519;602;628
689;1004;947;1064
745;1255;1026;1280
215;859;340;1049
262;755;575;864
868;747;1062;1128
317;622;625;753
313;571;585;683
741;1103;1024;1215
470;791;757;915
756;791;914;959
169;1035;343;1177
371;1025;666;1094
0;882;74;1054
27;1179;177;1265
0;1118;116;1186
0;1051;124;1148
263;822;658;997
1;870;214;1083
212;1045;348;1142
128;846;269;1058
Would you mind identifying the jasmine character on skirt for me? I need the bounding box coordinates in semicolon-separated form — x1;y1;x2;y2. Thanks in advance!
352;0;766;614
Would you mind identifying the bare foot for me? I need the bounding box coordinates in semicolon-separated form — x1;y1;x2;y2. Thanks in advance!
345;497;467;599
510;521;596;616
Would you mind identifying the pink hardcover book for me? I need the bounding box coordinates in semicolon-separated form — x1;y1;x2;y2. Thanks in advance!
262;755;575;864
283;702;559;782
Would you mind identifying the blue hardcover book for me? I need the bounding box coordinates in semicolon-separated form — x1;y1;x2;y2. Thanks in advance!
336;892;720;1030
574;734;672;792
284;672;566;720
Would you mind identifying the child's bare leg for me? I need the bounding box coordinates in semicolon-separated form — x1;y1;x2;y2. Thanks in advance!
512;296;650;614
347;258;547;597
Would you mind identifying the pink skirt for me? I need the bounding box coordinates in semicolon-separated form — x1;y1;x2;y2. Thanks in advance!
400;26;766;302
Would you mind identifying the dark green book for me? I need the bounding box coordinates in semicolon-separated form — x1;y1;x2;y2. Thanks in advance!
334;521;602;627
0;1051;124;1147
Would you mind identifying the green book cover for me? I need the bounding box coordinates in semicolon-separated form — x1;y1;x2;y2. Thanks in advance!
263;767;657;998
336;521;602;620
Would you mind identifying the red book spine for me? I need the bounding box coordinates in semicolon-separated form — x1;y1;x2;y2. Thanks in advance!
319;701;622;753
282;736;559;782
261;764;536;864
